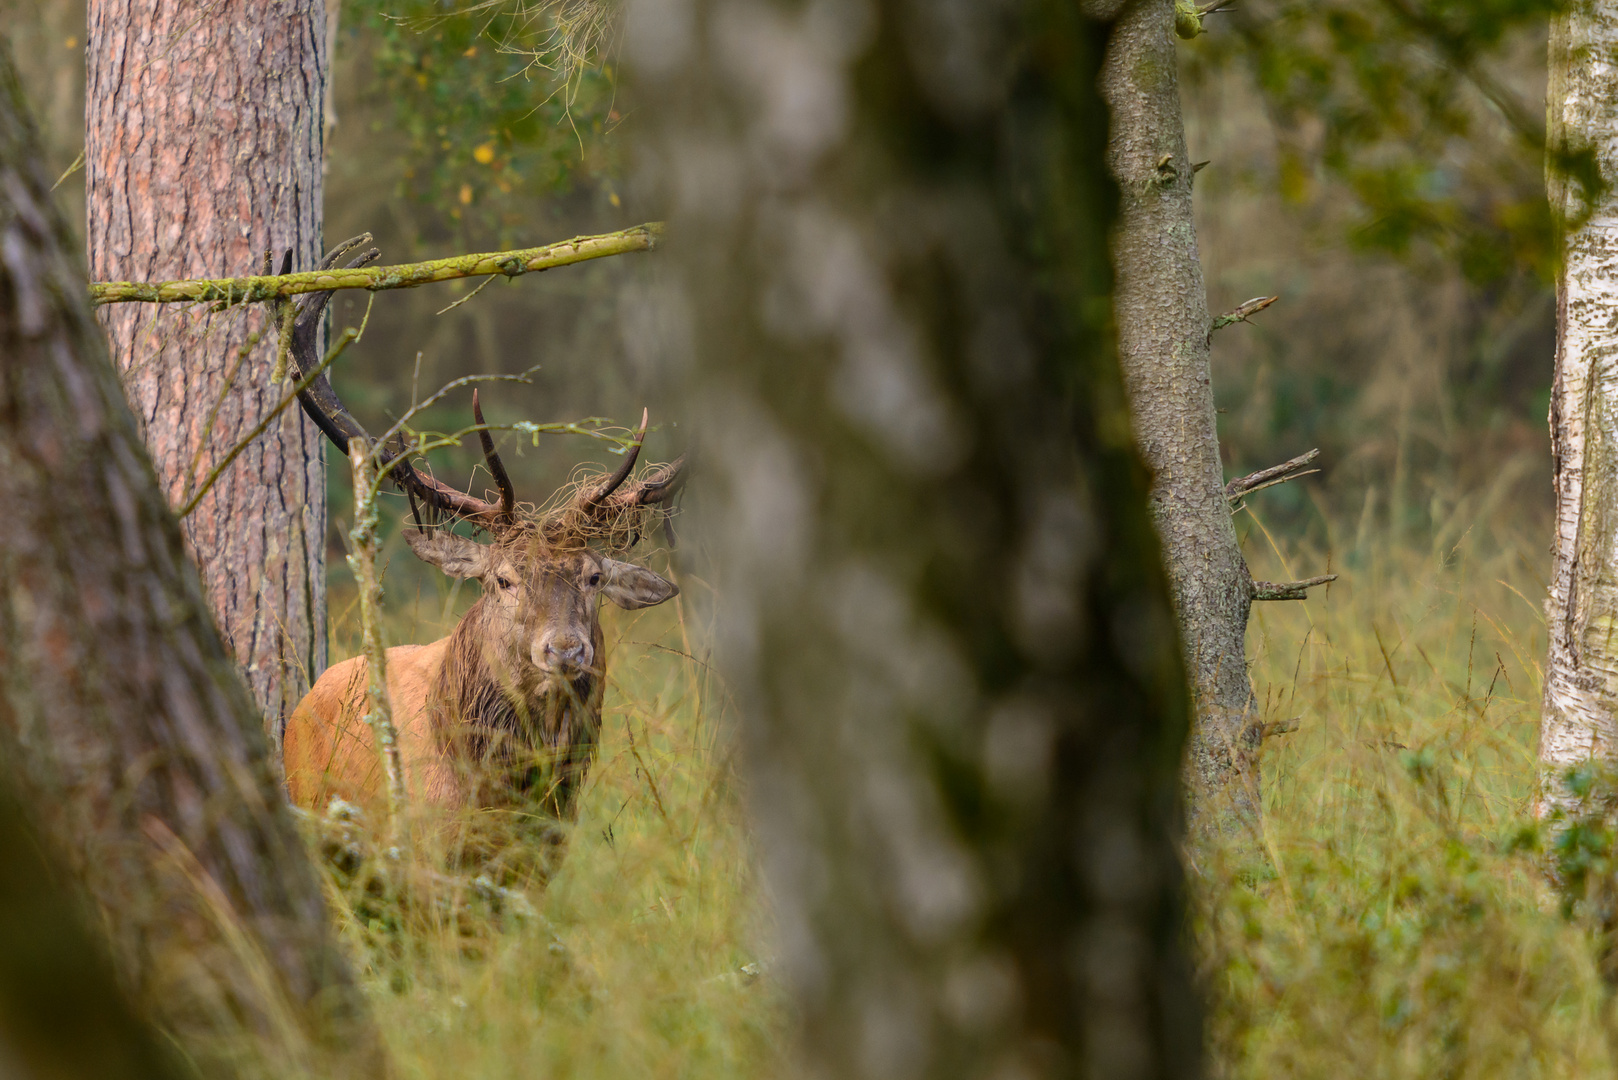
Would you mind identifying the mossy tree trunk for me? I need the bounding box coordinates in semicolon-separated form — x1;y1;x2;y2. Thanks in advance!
636;1;1202;1076
85;0;330;741
0;51;385;1080
1541;2;1618;815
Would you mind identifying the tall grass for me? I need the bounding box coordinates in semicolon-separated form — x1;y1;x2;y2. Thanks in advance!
314;488;1610;1077
1198;498;1615;1077
320;566;786;1079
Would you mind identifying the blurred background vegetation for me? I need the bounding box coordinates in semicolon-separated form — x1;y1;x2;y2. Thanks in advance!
5;0;1598;1074
10;0;1562;577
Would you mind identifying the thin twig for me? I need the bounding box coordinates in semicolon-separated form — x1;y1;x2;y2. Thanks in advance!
1252;574;1338;602
370;367;541;462
348;440;408;846
181;332;260;508
1227;448;1320;501
51;148;85;192
435;273;500;315
91;223;663;305
178;328;359;518
270;298;296;383
1212;294;1278;332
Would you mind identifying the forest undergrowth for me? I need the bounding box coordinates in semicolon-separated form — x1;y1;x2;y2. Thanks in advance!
1199;491;1615;1078
312;480;1617;1079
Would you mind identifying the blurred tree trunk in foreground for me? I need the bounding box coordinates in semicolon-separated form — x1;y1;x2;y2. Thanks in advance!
0;779;186;1080
1102;0;1258;816
0;51;385;1080
635;0;1201;1076
86;0;330;741
1541;2;1618;817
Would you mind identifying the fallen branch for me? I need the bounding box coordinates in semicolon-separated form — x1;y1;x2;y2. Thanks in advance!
90;222;663;306
1211;294;1277;331
1227;447;1320;503
1252;574;1337;602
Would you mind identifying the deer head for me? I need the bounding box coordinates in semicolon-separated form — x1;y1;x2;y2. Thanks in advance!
277;236;687;693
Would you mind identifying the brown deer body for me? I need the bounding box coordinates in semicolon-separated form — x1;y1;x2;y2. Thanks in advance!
277;236;683;820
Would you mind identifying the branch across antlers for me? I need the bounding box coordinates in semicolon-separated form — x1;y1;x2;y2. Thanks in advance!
87;223;663;306
274;236;686;542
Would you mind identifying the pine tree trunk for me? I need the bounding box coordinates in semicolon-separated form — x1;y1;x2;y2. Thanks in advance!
85;0;329;741
1541;2;1618;814
635;1;1202;1075
0;51;384;1080
1102;0;1258;815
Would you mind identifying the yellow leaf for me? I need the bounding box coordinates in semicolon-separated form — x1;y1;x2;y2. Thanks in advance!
459;184;473;205
463;45;477;58
473;142;496;165
609;191;621;208
63;36;77;49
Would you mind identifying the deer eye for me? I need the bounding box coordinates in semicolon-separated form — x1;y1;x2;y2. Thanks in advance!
588;572;602;587
496;576;514;591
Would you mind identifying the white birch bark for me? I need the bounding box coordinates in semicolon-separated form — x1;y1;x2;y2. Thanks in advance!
1541;3;1618;814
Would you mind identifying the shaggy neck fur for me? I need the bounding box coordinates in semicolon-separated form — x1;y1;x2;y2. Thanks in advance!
428;594;605;815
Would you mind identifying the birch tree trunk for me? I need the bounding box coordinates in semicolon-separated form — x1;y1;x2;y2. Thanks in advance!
0;51;384;1080
1541;3;1618;815
85;0;329;741
1102;0;1259;815
634;1;1202;1076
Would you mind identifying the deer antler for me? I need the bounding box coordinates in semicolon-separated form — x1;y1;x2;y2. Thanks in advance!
575;409;687;522
276;237;513;530
472;388;516;520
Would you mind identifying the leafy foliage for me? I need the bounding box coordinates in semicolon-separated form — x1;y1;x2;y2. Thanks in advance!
1187;0;1580;284
347;0;621;246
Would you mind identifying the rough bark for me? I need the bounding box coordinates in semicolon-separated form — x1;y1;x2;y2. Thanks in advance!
85;0;329;739
1102;0;1258;814
634;1;1202;1077
1541;2;1618;815
0;51;384;1080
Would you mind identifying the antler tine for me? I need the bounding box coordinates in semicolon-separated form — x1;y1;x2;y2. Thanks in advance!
581;408;648;512
472;388;516;520
617;453;687;507
280;239;507;528
285;237;379;353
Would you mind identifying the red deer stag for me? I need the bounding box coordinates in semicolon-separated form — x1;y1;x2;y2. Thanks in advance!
279;237;685;820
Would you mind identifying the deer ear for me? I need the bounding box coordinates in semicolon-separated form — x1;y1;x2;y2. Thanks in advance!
599;559;678;610
403;530;490;579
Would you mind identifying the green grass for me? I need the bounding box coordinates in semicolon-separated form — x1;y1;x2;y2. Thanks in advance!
321;567;786;1080
316;498;1618;1077
1201;506;1615;1077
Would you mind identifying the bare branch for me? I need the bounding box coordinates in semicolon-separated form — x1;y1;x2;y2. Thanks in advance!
1252;574;1338;602
1226;447;1320;502
90;222;663;306
1211;294;1277;331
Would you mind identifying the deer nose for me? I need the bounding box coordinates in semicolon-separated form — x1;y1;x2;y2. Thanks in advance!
538;637;590;673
